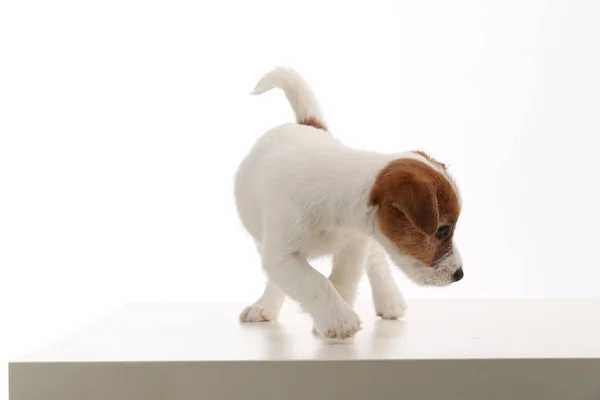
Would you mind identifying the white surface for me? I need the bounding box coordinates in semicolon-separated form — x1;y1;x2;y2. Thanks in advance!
16;299;600;362
10;300;600;400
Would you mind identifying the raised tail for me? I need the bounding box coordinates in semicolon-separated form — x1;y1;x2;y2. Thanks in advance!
251;67;327;131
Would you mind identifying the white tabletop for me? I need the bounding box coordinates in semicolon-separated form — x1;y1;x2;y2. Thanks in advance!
16;298;600;363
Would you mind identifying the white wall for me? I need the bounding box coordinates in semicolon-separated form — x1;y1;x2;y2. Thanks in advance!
1;0;599;395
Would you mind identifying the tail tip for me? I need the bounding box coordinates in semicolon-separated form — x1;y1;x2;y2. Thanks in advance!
250;81;269;96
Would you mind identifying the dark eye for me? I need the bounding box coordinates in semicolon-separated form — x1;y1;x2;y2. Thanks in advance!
435;225;451;239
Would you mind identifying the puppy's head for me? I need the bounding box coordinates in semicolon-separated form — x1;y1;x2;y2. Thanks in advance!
369;152;462;286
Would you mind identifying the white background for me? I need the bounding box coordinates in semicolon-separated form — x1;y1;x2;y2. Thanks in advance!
1;0;599;397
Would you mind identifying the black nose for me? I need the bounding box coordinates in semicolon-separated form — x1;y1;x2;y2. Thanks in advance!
452;268;464;282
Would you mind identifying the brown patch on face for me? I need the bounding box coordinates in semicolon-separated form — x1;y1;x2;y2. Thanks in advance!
412;150;447;170
299;116;327;131
369;158;460;267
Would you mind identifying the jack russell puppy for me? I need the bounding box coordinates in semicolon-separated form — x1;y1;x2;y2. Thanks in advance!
235;67;463;339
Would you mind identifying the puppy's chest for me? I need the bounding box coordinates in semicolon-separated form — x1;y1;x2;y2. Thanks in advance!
301;228;365;258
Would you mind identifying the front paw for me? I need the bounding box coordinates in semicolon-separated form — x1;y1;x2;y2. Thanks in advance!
313;306;362;339
374;293;407;320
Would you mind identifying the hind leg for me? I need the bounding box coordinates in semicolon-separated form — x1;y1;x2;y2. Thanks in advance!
239;241;286;322
239;280;286;322
328;237;369;307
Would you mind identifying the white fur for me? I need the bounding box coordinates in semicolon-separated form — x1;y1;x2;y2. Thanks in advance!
251;67;325;125
235;67;462;338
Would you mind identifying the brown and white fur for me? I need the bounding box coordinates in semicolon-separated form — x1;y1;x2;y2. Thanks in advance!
235;68;463;339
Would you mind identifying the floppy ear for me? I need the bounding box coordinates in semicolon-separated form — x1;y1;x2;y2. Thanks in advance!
392;175;439;235
369;163;440;236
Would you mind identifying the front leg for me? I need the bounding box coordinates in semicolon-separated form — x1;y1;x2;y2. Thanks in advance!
262;248;362;339
367;240;407;320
